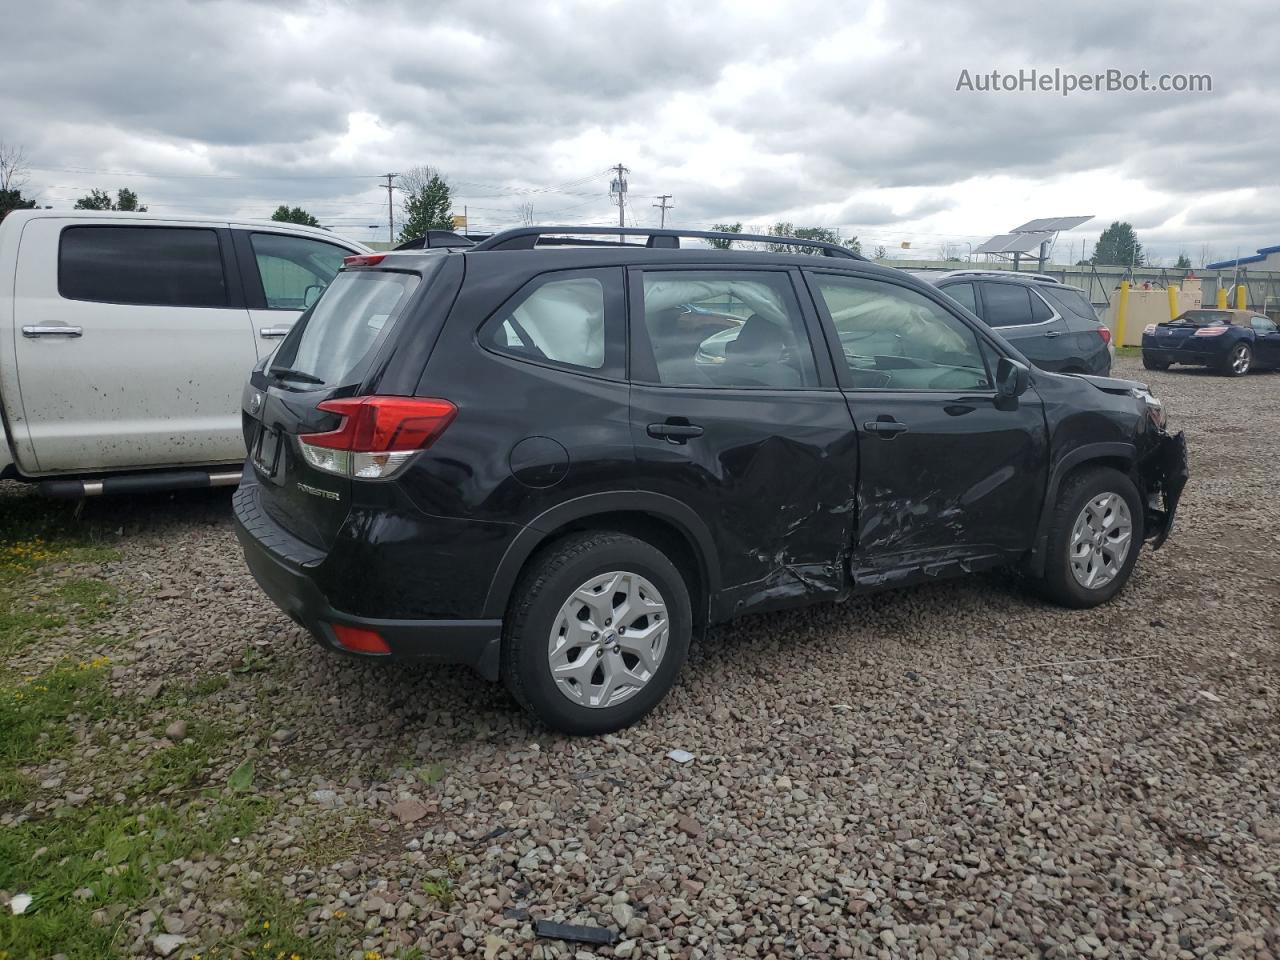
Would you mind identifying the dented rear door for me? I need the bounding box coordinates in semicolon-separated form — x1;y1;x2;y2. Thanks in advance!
627;265;859;619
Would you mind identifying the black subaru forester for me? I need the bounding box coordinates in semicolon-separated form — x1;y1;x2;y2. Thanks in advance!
234;226;1188;735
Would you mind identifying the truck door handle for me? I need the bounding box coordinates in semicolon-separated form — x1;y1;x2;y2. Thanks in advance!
647;421;704;442
259;326;292;338
864;418;908;437
22;325;83;338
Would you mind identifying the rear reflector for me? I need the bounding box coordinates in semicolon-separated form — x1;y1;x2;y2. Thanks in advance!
1098;326;1112;345
298;396;457;479
343;253;387;267
332;624;391;655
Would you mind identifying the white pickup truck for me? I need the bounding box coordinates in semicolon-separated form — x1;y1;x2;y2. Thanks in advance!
0;210;370;496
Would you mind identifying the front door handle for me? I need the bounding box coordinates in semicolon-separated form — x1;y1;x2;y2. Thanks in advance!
22;325;83;338
647;422;704;442
864;418;908;437
259;326;292;338
1043;331;1062;338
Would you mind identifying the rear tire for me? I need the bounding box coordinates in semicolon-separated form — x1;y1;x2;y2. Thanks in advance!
1036;466;1144;609
501;532;692;735
1142;355;1169;371
1221;342;1252;377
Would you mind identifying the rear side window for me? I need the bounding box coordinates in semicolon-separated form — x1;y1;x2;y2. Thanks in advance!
273;269;423;386
1029;290;1053;322
250;233;348;310
637;270;818;389
481;275;607;370
980;282;1034;328
59;226;227;307
942;282;977;314
1042;286;1098;321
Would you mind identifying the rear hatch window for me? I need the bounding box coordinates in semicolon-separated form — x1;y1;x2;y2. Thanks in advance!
247;266;430;549
271;269;422;386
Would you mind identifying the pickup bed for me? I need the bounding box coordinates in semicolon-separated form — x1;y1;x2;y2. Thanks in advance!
0;210;369;496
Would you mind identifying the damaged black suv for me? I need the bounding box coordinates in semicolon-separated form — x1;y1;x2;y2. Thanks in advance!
234;226;1188;735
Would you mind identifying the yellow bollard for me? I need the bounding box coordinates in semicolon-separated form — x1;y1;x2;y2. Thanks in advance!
1115;280;1131;347
1216;286;1228;309
1236;285;1247;310
1167;284;1180;321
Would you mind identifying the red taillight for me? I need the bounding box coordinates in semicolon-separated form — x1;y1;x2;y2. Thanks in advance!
343;253;387;267
332;624;390;655
299;397;457;479
1098;326;1112;345
1193;325;1230;337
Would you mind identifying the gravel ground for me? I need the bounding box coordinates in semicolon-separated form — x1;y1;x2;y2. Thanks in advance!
2;354;1278;959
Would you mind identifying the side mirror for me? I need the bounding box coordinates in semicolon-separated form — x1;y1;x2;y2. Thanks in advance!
995;356;1030;399
303;284;325;309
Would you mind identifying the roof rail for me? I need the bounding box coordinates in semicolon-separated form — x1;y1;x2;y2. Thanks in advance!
471;225;865;259
938;269;1063;284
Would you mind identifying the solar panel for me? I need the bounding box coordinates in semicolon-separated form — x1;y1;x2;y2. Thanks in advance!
1011;216;1093;233
974;232;1056;254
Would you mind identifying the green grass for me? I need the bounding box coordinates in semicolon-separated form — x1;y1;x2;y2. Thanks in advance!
0;578;120;658
0;793;276;960
1116;344;1141;357
0;493;117;586
422;876;456;908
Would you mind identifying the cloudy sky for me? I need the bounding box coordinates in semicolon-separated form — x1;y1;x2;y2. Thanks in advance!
3;0;1277;264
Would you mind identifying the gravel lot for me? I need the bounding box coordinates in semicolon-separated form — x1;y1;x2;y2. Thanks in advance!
2;355;1278;960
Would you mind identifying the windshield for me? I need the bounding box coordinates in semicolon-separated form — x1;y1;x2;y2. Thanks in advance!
271;269;424;386
1173;310;1232;326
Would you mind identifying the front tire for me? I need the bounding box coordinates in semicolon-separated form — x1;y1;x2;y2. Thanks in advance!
1037;466;1144;608
1221;341;1252;377
501;532;692;735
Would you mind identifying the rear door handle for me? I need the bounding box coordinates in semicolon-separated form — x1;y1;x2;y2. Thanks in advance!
647;422;704;442
864;419;908;437
259;326;292;338
22;325;83;338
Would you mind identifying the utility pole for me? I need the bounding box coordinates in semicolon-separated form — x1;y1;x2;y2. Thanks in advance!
382;173;397;245
652;194;673;228
609;163;629;243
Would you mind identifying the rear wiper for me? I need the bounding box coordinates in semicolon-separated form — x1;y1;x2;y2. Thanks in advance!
269;365;325;385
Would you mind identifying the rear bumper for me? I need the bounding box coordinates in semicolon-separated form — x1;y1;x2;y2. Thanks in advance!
232;483;503;680
1141;344;1226;366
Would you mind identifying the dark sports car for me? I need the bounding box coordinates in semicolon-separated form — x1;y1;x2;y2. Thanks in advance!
1142;309;1280;376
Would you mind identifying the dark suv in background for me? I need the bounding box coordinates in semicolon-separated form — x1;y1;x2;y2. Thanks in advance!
234;227;1186;735
919;271;1113;375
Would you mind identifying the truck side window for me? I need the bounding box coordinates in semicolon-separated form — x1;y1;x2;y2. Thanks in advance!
249;233;348;310
58;226;228;308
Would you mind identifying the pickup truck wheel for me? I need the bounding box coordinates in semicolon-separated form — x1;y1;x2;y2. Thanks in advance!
1037;466;1144;609
501;532;691;735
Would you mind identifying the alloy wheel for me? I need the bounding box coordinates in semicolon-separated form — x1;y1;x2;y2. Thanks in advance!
547;570;669;709
1068;492;1133;590
1232;344;1251;374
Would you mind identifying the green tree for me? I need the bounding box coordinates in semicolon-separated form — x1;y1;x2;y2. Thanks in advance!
1175;252;1191;269
270;205;321;227
74;187;148;212
766;222;861;256
708;222;742;249
396;166;453;243
0;189;36;221
1089;221;1143;266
